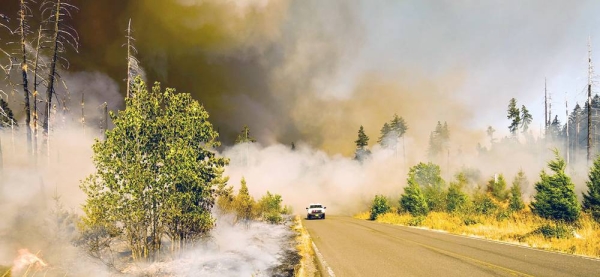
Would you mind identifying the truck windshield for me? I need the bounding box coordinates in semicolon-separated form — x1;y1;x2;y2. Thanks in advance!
310;205;322;208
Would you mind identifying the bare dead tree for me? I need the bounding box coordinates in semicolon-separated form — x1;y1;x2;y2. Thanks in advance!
18;0;35;155
32;26;45;160
125;19;140;99
80;91;84;134
41;0;78;136
588;37;593;163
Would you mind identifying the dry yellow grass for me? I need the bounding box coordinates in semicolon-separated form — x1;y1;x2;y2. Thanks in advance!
292;215;318;277
359;211;600;258
354;211;371;220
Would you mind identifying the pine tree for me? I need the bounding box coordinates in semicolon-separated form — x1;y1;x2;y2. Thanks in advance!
377;122;392;147
531;150;580;223
486;126;496;146
400;179;429;216
486;174;508;201
354;125;370;160
389;114;408;138
507;98;521;136
509;170;527;212
235;177;257;223
520;105;533;133
548;115;562;141
235;125;256;144
428;121;448;159
509;182;525;212
583;155;600;222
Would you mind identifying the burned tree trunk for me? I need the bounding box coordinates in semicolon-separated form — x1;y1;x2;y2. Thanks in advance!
19;0;32;155
42;0;61;136
32;27;43;161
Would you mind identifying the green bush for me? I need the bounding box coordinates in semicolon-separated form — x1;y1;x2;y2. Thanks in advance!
400;179;429;216
408;216;426;226
446;175;469;213
495;210;511;221
531;150;580;223
533;223;573;239
462;216;480;226
370;195;391;220
472;193;498;215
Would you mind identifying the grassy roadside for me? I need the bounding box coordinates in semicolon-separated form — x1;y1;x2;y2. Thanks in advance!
354;210;600;258
292;215;319;277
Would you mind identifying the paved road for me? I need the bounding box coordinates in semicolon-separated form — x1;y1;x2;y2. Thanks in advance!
303;215;600;277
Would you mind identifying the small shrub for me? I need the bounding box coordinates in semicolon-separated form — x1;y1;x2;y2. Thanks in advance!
408;216;426;226
495;210;511;222
400;179;429;217
533;223;573;239
263;212;283;224
473;193;498;215
370;195;391;220
462;216;479;226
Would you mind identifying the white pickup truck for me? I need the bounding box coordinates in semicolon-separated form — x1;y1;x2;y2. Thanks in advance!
306;203;326;220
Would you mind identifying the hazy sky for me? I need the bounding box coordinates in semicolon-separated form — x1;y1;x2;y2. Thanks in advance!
337;0;600;132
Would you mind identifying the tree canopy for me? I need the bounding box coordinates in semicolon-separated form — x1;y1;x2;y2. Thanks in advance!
530;150;580;223
235;125;257;144
583;155;600;222
79;78;228;260
507;98;521;136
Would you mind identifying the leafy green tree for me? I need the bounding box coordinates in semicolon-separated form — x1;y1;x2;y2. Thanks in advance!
486;174;508;201
507;98;521;136
79;78;227;260
583;155;600;222
235;125;256;144
400;179;429;216
531;150;580;223
370;195;390;220
446;173;469;213
354;125;371;160
408;162;446;211
235;177;257;223
257;191;284;224
520;105;533;133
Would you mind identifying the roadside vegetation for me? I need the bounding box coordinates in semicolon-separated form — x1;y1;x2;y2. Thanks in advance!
358;152;600;258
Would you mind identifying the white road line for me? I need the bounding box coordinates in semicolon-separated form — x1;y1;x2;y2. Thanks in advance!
312;241;336;277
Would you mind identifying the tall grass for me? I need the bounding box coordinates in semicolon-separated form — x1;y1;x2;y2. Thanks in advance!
292;215;318;276
357;210;600;258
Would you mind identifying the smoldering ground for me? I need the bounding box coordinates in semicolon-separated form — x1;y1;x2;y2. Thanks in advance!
0;125;300;277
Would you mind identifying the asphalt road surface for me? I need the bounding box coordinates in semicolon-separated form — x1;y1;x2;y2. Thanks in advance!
303;215;600;277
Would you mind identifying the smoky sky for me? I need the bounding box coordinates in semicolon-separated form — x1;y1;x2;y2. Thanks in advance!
2;0;600;154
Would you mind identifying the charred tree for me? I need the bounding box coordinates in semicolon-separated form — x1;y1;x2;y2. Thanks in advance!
18;0;33;155
32;26;44;161
125;19;140;99
588;37;593;163
41;0;78;136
